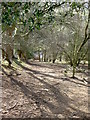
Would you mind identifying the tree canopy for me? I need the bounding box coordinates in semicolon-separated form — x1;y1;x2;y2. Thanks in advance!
1;0;90;77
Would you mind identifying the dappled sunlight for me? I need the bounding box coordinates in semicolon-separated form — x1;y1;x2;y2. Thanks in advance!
1;1;89;119
2;60;88;118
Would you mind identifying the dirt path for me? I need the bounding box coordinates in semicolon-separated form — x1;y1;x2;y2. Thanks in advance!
2;61;89;118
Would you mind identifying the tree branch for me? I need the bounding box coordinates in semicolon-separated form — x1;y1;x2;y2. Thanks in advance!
57;44;73;65
77;0;90;54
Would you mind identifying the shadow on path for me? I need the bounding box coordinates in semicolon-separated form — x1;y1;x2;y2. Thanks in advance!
2;62;88;118
14;60;88;87
2;68;71;117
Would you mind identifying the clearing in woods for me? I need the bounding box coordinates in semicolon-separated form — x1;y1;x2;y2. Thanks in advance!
2;60;89;118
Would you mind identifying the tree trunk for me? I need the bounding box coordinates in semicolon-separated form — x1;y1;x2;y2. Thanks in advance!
59;56;62;61
72;66;76;78
6;54;12;67
52;59;56;63
2;49;6;60
46;57;48;62
8;59;12;67
18;50;22;59
52;52;57;63
49;59;51;62
38;52;41;62
5;44;13;66
42;52;43;62
44;50;47;62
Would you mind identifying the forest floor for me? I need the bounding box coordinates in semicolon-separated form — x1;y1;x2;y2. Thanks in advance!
1;60;89;118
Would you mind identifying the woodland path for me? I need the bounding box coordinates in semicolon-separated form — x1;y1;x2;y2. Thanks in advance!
1;60;89;118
